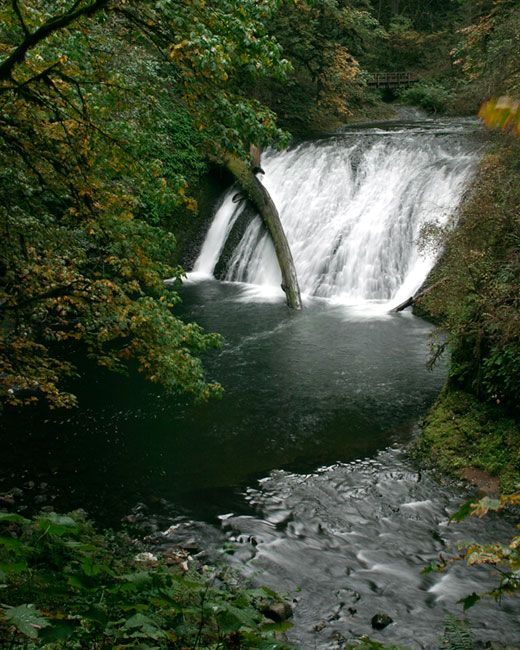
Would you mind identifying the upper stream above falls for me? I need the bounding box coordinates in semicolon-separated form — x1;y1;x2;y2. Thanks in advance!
2;118;518;648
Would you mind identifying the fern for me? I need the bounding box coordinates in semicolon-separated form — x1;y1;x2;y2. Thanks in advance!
440;615;475;650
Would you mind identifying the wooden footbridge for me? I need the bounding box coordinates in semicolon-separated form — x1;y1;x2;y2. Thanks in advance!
368;72;419;89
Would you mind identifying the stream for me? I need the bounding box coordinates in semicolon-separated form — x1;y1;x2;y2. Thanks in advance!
1;117;518;648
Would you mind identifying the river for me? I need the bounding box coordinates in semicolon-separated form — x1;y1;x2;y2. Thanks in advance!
1;117;518;648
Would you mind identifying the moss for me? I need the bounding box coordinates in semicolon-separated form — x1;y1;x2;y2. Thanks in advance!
417;138;520;411
417;387;520;494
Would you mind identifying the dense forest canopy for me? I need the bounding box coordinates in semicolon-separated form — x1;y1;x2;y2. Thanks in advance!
0;0;289;408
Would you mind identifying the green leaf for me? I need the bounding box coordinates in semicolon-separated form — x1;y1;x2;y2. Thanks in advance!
81;605;110;625
123;613;157;630
449;501;473;523
121;613;168;640
0;560;28;574
36;513;79;537
81;556;113;577
459;592;481;610
0;535;26;551
39;620;77;643
2;604;50;639
121;571;153;586
0;513;30;525
260;620;293;633
216;604;258;633
67;573;94;591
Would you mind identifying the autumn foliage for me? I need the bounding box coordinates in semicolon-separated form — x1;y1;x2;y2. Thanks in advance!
0;0;289;408
479;96;520;137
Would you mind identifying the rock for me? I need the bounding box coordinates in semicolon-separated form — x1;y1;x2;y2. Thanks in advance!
461;467;500;497
134;552;158;567
121;514;138;524
329;631;347;649
313;620;327;632
179;537;201;552
371;613;393;630
161;548;191;572
263;601;293;623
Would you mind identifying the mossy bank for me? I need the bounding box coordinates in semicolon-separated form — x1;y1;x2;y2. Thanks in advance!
414;137;520;495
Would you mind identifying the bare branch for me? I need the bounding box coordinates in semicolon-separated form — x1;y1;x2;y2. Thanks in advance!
12;0;30;37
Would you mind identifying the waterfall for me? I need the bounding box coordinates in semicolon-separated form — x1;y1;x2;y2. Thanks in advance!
190;191;245;279
192;120;479;306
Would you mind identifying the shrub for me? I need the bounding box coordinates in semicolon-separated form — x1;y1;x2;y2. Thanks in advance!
398;81;452;113
0;510;292;648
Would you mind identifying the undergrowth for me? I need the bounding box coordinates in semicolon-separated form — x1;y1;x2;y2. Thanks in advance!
0;510;292;649
418;388;520;493
416;137;520;493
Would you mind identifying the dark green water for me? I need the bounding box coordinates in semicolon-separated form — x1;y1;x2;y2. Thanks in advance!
3;281;520;649
1;281;445;525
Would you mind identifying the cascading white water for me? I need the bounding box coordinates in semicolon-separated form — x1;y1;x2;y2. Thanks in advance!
193;120;479;306
190;192;244;279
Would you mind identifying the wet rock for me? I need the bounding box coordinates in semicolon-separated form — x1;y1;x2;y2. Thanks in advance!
160;548;191;572
134;552;158;567
121;514;138;524
329;631;347;649
313;620;327;632
371;613;393;630
178;537;201;552
0;494;15;507
263;601;293;623
327;601;345;621
336;588;361;604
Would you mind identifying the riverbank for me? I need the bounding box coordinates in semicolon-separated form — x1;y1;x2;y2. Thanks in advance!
0;510;293;648
413;137;520;496
415;388;519;494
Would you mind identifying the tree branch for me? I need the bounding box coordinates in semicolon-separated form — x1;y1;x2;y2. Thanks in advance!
12;0;30;37
0;0;110;82
1;280;93;312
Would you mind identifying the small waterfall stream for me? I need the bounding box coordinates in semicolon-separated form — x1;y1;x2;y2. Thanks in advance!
192;119;480;307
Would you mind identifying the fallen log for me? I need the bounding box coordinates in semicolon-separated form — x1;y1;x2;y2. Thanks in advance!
392;278;446;312
219;152;302;310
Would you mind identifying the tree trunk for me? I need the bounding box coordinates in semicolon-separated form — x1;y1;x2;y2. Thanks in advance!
221;153;302;310
392;278;446;312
